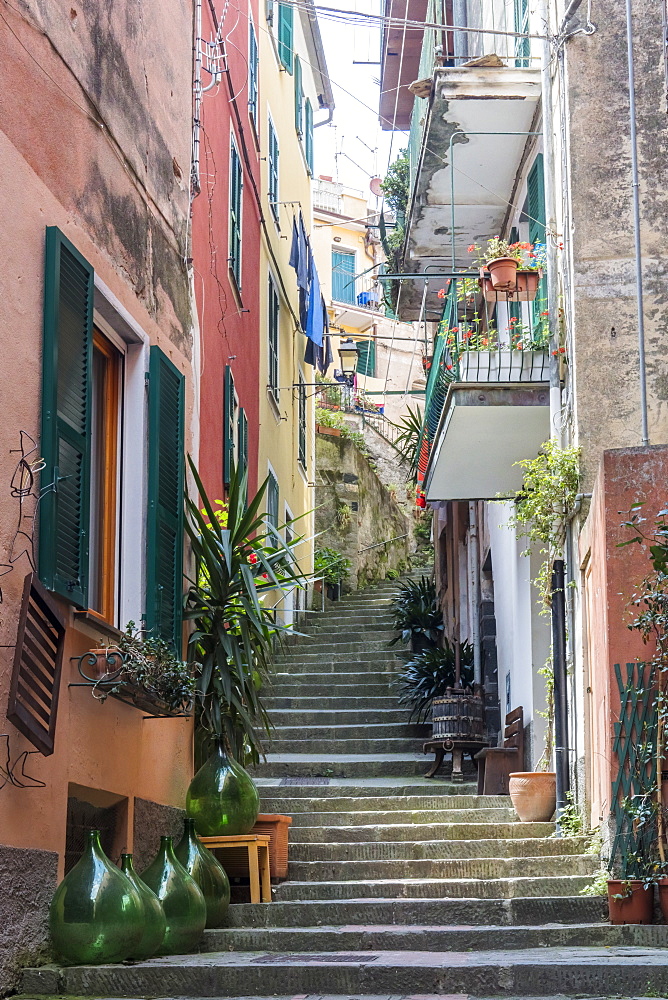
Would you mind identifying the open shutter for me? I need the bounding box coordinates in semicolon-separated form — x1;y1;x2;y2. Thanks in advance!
357;339;376;377
527;155;547;328
305;99;314;174
223;365;236;486
237;407;248;475
39;227;93;608
294;56;303;134
146;347;185;651
277;2;294;72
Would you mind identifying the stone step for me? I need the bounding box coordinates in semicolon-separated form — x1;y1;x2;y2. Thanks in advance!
273;873;595;900
252;754;434;778
281;640;395;655
263;696;400;709
266;738;420;754
36;943;668;997
288;837;587;862
268;680;399;696
287;624;398;640
201;922;665;954
265;808;519;827
255;791;508;807
283;854;597;882
262;708;412;726
220;895;607;927
263;723;427;741
274;652;404;667
291;820;553;841
297;615;396;629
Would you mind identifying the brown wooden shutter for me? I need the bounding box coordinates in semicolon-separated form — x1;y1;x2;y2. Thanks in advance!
7;573;67;756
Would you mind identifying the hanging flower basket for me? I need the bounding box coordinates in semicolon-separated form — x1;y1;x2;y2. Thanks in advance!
479;268;542;302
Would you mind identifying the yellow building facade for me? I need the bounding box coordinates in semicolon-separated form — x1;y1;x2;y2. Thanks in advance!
257;1;333;618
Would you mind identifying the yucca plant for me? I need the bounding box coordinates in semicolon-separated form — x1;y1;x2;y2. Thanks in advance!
390;575;443;651
184;458;307;763
396;641;474;723
392;404;423;484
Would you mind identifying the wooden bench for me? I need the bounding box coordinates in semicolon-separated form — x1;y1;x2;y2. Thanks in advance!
474;706;524;795
200;833;271;903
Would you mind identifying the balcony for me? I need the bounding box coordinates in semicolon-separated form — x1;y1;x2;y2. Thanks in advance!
330;269;385;331
418;274;551;501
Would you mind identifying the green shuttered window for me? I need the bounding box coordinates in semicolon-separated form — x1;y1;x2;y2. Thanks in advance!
294;56;303;135
268;118;279;222
229;139;243;289
277;2;294;72
249;22;259;130
238;407;248;475
268;275;280;402
356;338;376;378
514;0;530;67
298;371;307;469
267;470;279;529
527;154;547;330
146;346;185;652
223;365;236;486
304;99;314;175
39;227;94;608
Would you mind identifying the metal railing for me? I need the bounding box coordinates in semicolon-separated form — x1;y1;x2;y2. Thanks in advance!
331;270;383;312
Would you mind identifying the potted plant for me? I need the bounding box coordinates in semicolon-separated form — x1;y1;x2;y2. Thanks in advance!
467;236;546;295
314;546;351;601
396;639;474;723
389;575;444;653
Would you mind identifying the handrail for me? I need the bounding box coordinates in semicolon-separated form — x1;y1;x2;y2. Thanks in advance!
358;533;408;554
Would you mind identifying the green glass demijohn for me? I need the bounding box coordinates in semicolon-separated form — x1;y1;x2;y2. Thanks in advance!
119;854;167;959
186;736;260;836
175;817;231;928
49;830;143;965
140;835;206;955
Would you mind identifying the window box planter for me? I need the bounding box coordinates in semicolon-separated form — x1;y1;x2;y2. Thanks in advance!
71;648;193;718
456;349;548;383
316;424;341;437
479;268;542;302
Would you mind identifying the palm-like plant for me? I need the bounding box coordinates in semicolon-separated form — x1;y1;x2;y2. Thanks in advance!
184;458;307;763
390;575;443;650
396;641;474;723
392;404;423;484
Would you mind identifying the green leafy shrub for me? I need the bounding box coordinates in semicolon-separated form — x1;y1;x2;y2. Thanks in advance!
390;575;443;649
104;621;195;715
315;546;351;586
396;641;474;723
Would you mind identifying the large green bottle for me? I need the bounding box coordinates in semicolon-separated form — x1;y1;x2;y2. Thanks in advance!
140;836;206;955
186;737;260;836
175;817;231;928
49;830;143;965
119;854;166;959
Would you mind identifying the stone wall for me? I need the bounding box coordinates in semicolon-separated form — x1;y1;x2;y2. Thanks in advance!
315;429;412;590
0;843;57;995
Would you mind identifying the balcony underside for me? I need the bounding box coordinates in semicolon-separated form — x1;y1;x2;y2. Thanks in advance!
425;383;550;501
400;66;542;321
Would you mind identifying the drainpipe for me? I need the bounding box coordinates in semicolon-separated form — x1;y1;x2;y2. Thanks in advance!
552;560;569;830
452;0;468;63
625;0;649;446
468;501;482;687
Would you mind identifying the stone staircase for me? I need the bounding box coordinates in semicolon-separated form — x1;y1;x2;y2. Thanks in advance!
21;576;668;998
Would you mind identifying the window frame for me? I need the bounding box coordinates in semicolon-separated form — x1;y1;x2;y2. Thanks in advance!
268;272;280;405
277;2;294;73
268;114;280;224
248;20;259;132
304;98;314;175
266;466;280;530
294;56;303;136
229;133;243;291
298;369;307;469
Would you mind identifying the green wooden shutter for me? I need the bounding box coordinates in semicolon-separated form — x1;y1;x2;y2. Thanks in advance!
249;22;259;128
514;0;530;67
237;407;248;474
39;227;93;608
146;347;185;651
223;365;235;486
305;99;314;175
527;155;547;330
508;225;521;328
229;140;242;289
268;120;279;222
357;339;376;377
277;2;294;72
298;373;307;468
267;471;279;528
294;56;303;135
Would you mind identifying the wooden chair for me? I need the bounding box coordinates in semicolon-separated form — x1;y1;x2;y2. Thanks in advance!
200;834;271;903
474;706;524;795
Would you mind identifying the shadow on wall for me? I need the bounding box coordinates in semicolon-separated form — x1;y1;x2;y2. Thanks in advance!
314;429;413;592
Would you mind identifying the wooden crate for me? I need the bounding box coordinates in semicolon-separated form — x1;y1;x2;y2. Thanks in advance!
216;814;292;880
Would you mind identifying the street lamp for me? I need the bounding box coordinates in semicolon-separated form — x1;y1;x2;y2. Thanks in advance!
338;338;359;386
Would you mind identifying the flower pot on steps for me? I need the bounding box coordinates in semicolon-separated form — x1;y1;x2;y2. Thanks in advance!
608;880;654;924
508;771;556;822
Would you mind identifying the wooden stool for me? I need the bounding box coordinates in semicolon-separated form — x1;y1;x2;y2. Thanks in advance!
200;834;271;903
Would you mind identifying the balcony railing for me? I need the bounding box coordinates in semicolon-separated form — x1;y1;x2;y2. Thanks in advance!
331;270;383;312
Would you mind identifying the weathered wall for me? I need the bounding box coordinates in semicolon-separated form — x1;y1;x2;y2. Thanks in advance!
566;0;668;487
0;844;57;995
315;430;412;589
579;446;668;837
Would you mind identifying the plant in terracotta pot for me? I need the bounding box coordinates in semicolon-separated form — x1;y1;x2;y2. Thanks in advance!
468;236;546;292
606;790;661;926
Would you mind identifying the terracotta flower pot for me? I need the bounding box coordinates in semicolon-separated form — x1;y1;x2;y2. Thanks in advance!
608;880;654;925
508;771;556;822
479;268;542;302
486;256;519;290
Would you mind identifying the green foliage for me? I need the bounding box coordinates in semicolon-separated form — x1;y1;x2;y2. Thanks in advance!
315;546;351;586
392;404;423;485
380;148;409;220
579;867;610;897
389;575;443;648
507;439;581;608
414;511;433;544
396;640;475;723
107;621;195;715
554;790;583;836
315;407;371;457
385;568;400;580
336;502;352;529
184;458;307;763
536;658;554;772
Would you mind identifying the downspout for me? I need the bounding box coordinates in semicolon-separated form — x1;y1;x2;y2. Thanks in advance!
537;0;570;830
624;0;649;446
452;0;468;62
468;501;482;687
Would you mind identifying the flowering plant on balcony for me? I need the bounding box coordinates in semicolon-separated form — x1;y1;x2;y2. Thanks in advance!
508;314;550;351
468;237;546;271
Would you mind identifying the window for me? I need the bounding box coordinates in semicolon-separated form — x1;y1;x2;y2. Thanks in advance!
223;365;236;486
267;468;279;529
89;330;121;621
294;56;303;135
514;0;530;67
229;137;243;289
304;99;314;175
298;370;307;469
268;274;280;402
277;2;294;72
527;154;547;331
332;250;356;304
248;22;259;130
268;117;279;223
356;339;376;378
